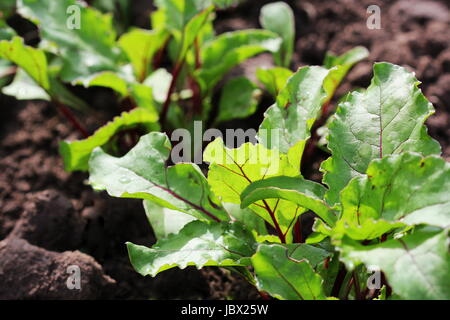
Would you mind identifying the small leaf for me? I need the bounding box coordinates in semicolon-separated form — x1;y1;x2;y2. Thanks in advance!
241;176;337;227
89;132;229;222
321;63;441;205
252;244;327;300
60;108;158;171
323;46;369;102
256;67;293;97
118;28;168;81
259;1;295;67
127;220;256;277
216;76;260;123
258;66;331;155
338;228;450;300
0;36;49;89
197;29;282;90
2;68;50;100
74;71;128;96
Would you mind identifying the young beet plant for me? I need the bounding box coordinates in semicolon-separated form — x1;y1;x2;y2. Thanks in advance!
88;62;450;300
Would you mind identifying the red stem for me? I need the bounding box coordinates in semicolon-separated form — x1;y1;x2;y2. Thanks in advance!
54;100;89;138
294;217;302;243
160;60;184;128
262;199;286;243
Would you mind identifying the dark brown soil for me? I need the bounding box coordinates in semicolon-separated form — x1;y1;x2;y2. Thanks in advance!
0;0;449;299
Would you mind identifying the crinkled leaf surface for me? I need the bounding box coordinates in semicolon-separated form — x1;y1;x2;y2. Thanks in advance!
127;220;256;277
339;153;450;230
338;228;450;300
61;108;159;171
240;176;337;227
252;244;327;300
259;1;295;67
321;63;441;205
89;132;229;222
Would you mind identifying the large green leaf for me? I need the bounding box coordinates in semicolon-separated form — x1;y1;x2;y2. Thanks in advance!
89;132;229;222
204;138;302;237
252;244;327;300
18;0;123;82
216;76;260;124
0;36;49;89
321;63;441;205
127;220;256;277
323;46;369;102
60;108;158;171
259;1;295;68
240;176;337;227
196;29;282;91
338;228;450;300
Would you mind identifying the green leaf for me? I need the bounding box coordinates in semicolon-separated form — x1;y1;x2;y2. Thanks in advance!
118;28;168;81
74;71;128;96
216;76;260;123
18;0;123;82
143;68;172;103
127;220;256;277
204;138;302;236
321;63;441;205
340;152;450;229
223;203;268;236
89;132;229;222
258;66;331;166
60;108;158;171
196;29;282;90
323;46;369;102
177;5;214;63
240;176;337;227
251;244;327;300
0;18;16;41
143;200;196;240
256;67;293;97
2;68;50;100
338;228;450;300
0;36;49;89
259;1;295;67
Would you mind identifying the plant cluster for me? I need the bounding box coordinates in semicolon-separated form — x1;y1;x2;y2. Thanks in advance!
1;0;448;300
